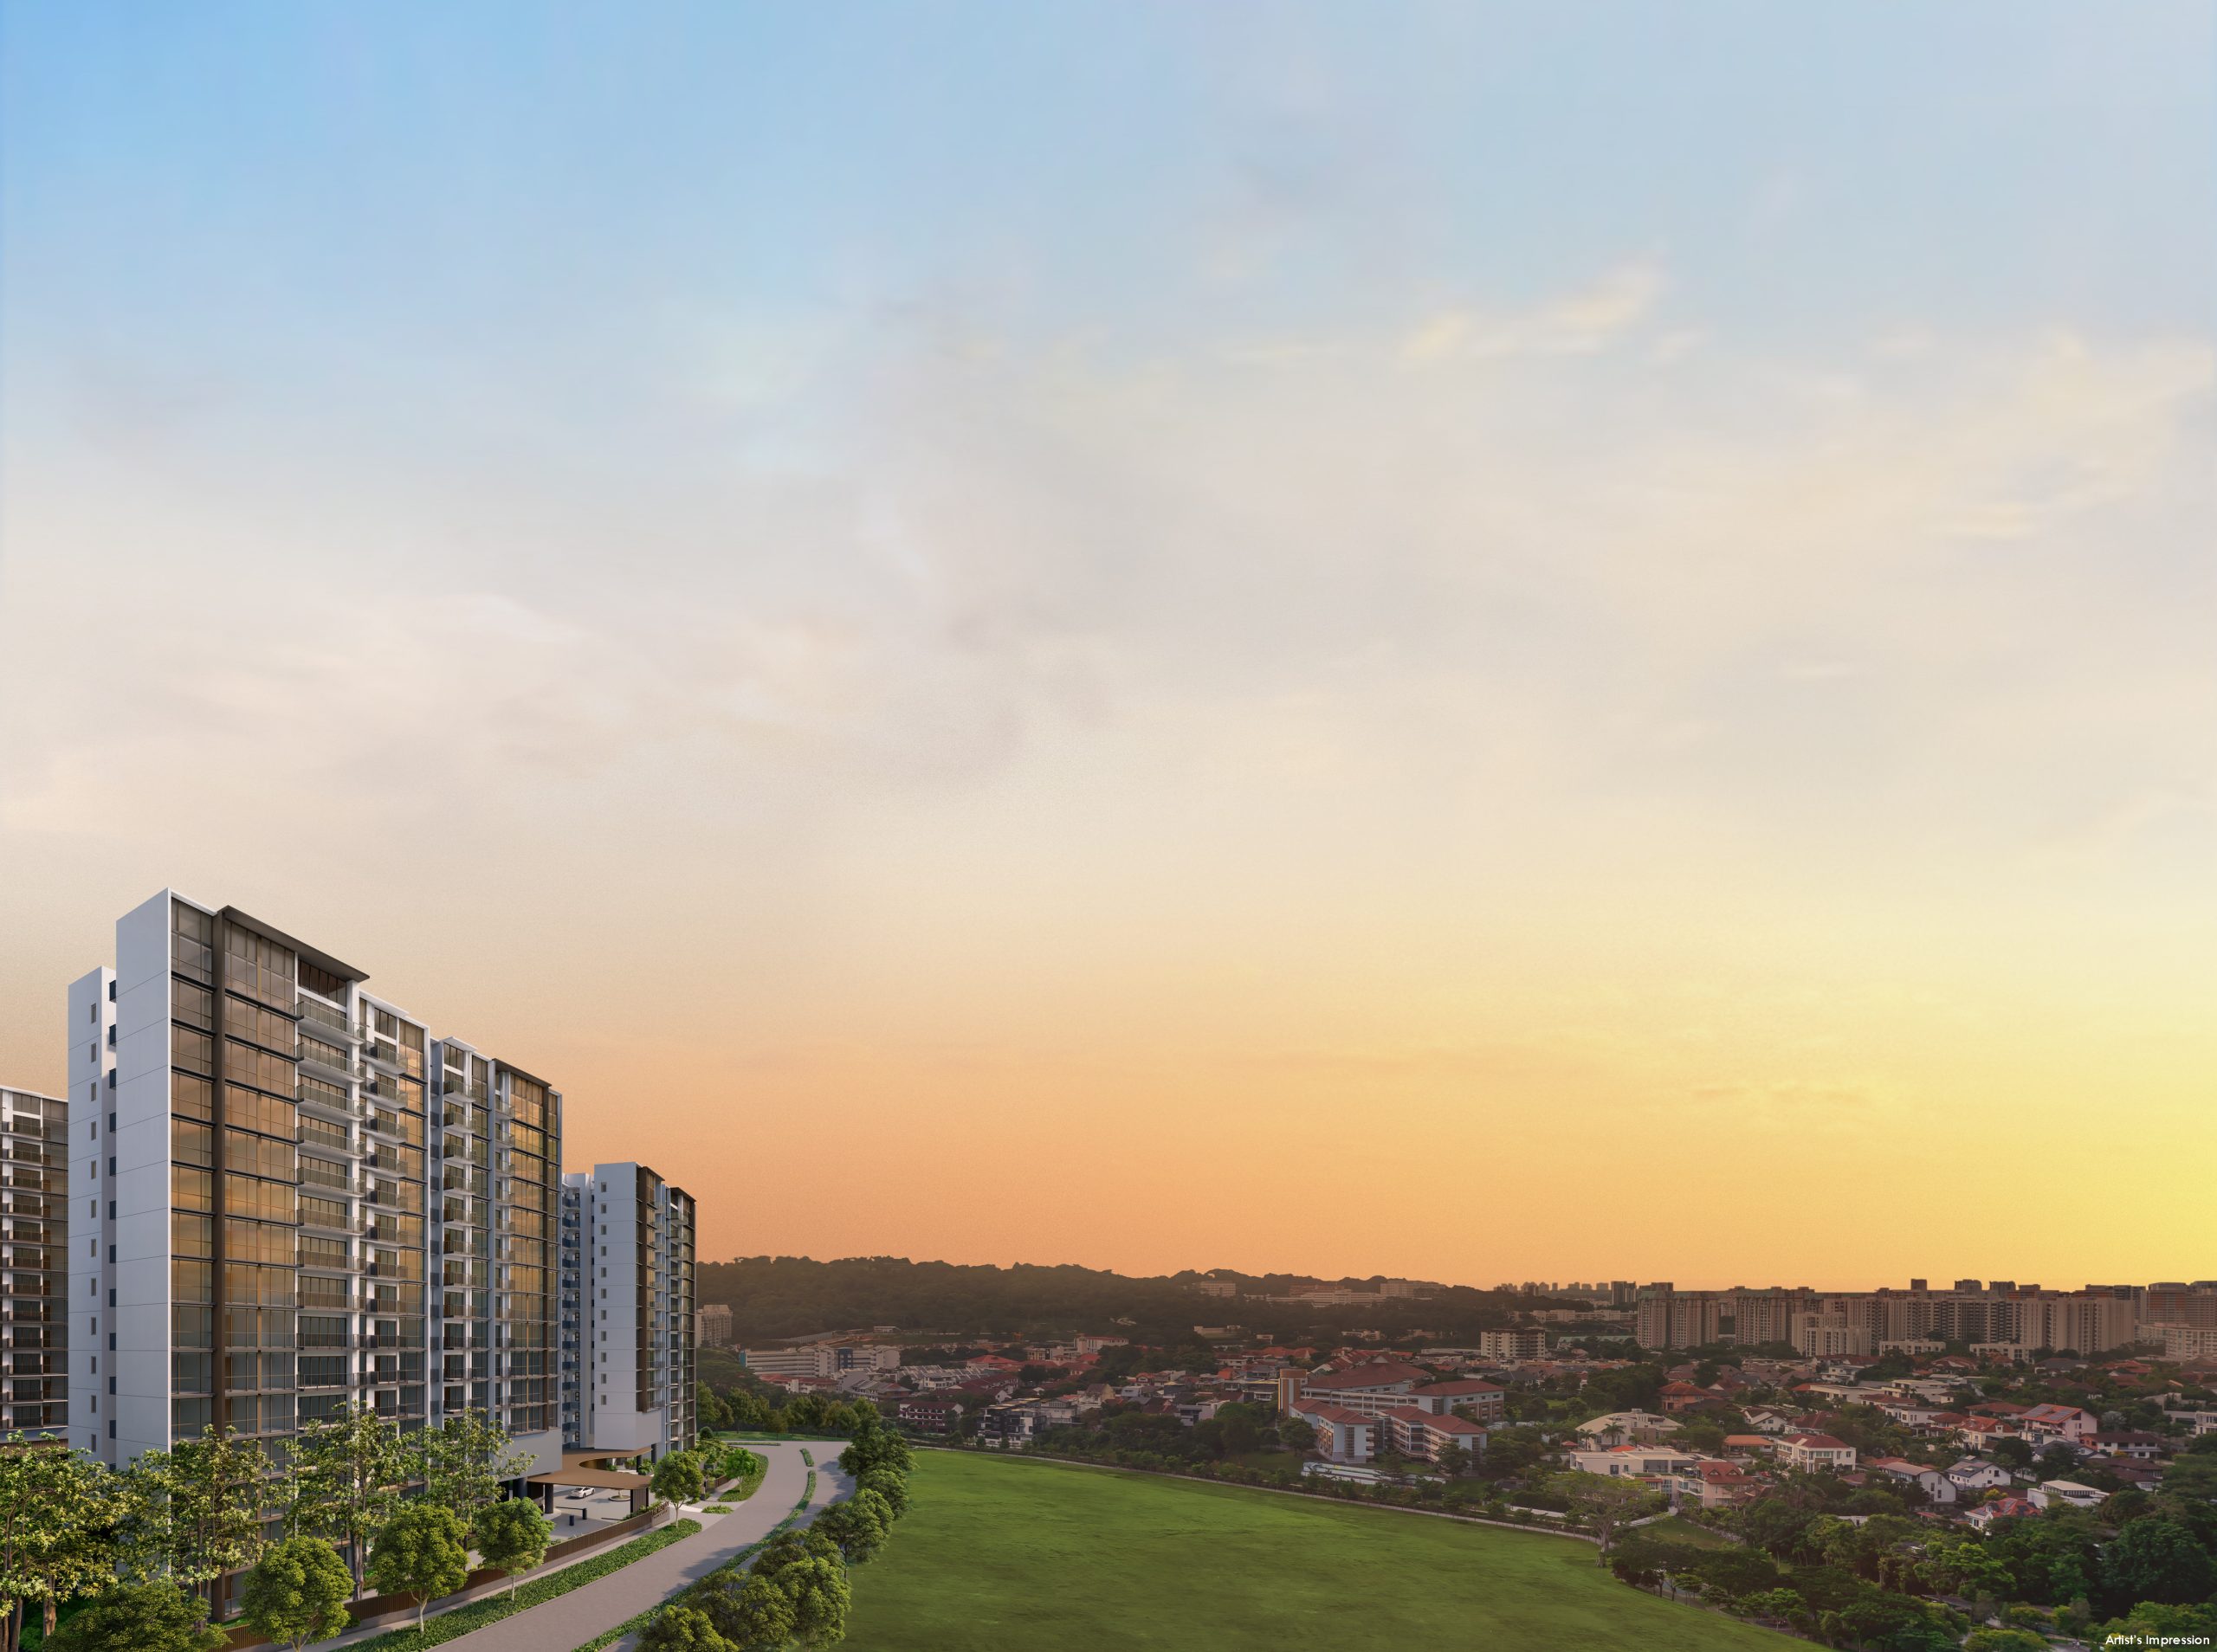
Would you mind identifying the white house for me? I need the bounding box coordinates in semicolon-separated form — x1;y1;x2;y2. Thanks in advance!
2028;1479;2109;1511
1865;1458;1955;1504
1945;1458;2013;1494
1575;1410;1682;1447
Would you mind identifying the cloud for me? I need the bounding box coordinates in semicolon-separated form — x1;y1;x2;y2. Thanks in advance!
1401;257;1667;362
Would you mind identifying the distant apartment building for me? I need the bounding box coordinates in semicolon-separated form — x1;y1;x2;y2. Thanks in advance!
2142;1281;2217;1331
560;1164;696;1459
0;1085;68;1437
1471;1328;1548;1359
695;1302;734;1348
1636;1280;2139;1357
740;1340;899;1382
68;892;566;1474
2157;1325;2217;1361
1794;1307;1875;1359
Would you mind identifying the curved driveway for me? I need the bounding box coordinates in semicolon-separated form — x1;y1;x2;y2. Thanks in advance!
436;1440;848;1652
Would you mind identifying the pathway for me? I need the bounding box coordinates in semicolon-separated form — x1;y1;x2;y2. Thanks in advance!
431;1440;847;1652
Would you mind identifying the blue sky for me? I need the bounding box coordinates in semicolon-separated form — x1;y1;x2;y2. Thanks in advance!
2;5;2213;1281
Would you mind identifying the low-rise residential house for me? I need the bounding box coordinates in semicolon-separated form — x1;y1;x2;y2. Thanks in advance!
2085;1430;2165;1461
1662;1461;1762;1510
1967;1495;2039;1530
1293;1398;1380;1464
1945;1458;2013;1494
1865;1458;1956;1504
974;1401;1044;1445
1872;1400;1946;1429
2028;1479;2108;1511
1575;1410;1683;1447
897;1397;960;1433
1778;1433;1858;1473
1567;1444;1698;1479
1956;1416;2024;1450
1722;1434;1774;1459
2018;1404;2098;1443
1659;1381;1726;1415
1741;1408;1795;1435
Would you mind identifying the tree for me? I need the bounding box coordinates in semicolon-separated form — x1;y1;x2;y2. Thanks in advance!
240;1537;354;1652
1277;1416;1317;1451
2162;1454;2217;1502
1963;1629;2048;1651
766;1552;850;1647
0;1438;120;1649
854;1468;908;1518
408;1410;530;1535
365;1502;470;1631
814;1492;889;1563
701;1571;797;1651
1548;1473;1659;1558
287;1404;407;1599
42;1582;225;1652
2100;1517;2216;1608
639;1604;734;1652
1991;1436;2035;1472
836;1417;911;1480
1435;1444;1471;1479
475;1498;553;1598
651;1451;706;1510
2097;1603;2217;1644
120;1427;279;1601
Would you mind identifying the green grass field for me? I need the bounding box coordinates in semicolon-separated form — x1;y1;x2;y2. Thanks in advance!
841;1452;1788;1651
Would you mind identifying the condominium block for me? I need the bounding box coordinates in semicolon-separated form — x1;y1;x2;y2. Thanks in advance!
559;1164;695;1459
68;890;564;1475
0;1084;68;1437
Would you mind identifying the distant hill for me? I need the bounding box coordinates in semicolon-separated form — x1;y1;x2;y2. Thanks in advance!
695;1255;1600;1346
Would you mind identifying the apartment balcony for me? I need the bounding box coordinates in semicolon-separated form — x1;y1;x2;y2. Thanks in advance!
297;1087;365;1126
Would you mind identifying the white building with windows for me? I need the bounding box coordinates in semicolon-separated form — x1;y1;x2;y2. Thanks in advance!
560;1163;696;1460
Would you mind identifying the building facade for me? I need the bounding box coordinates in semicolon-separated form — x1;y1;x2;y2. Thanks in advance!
1;1085;68;1437
67;890;566;1475
561;1163;696;1459
1636;1281;2140;1358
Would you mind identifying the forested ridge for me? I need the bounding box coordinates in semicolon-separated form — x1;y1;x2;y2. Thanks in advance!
696;1255;1599;1345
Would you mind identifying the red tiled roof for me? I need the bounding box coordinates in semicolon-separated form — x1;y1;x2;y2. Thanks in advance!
1412;1379;1505;1397
1302;1364;1428;1393
1292;1399;1374;1427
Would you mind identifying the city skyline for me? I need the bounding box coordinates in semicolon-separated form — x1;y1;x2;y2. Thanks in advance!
3;4;2214;1288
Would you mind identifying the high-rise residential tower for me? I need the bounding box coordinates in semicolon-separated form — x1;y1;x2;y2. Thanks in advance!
559;1163;695;1459
0;1083;69;1438
68;890;565;1475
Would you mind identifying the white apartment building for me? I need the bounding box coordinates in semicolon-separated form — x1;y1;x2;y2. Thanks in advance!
560;1164;696;1460
0;1085;68;1437
67;890;565;1476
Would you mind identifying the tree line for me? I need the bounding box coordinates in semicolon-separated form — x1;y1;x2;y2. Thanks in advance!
637;1418;915;1652
0;1407;560;1652
696;1255;1588;1345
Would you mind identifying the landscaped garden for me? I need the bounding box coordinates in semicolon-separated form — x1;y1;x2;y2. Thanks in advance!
838;1450;1791;1651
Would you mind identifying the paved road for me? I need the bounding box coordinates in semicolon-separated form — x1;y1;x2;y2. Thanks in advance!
436;1440;848;1652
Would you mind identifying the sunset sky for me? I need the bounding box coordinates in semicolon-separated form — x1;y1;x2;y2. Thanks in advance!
2;4;2210;1290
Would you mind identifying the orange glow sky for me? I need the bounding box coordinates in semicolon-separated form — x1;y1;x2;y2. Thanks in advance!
2;7;2212;1289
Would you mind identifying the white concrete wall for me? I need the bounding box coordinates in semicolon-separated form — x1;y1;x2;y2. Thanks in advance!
113;892;177;1464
